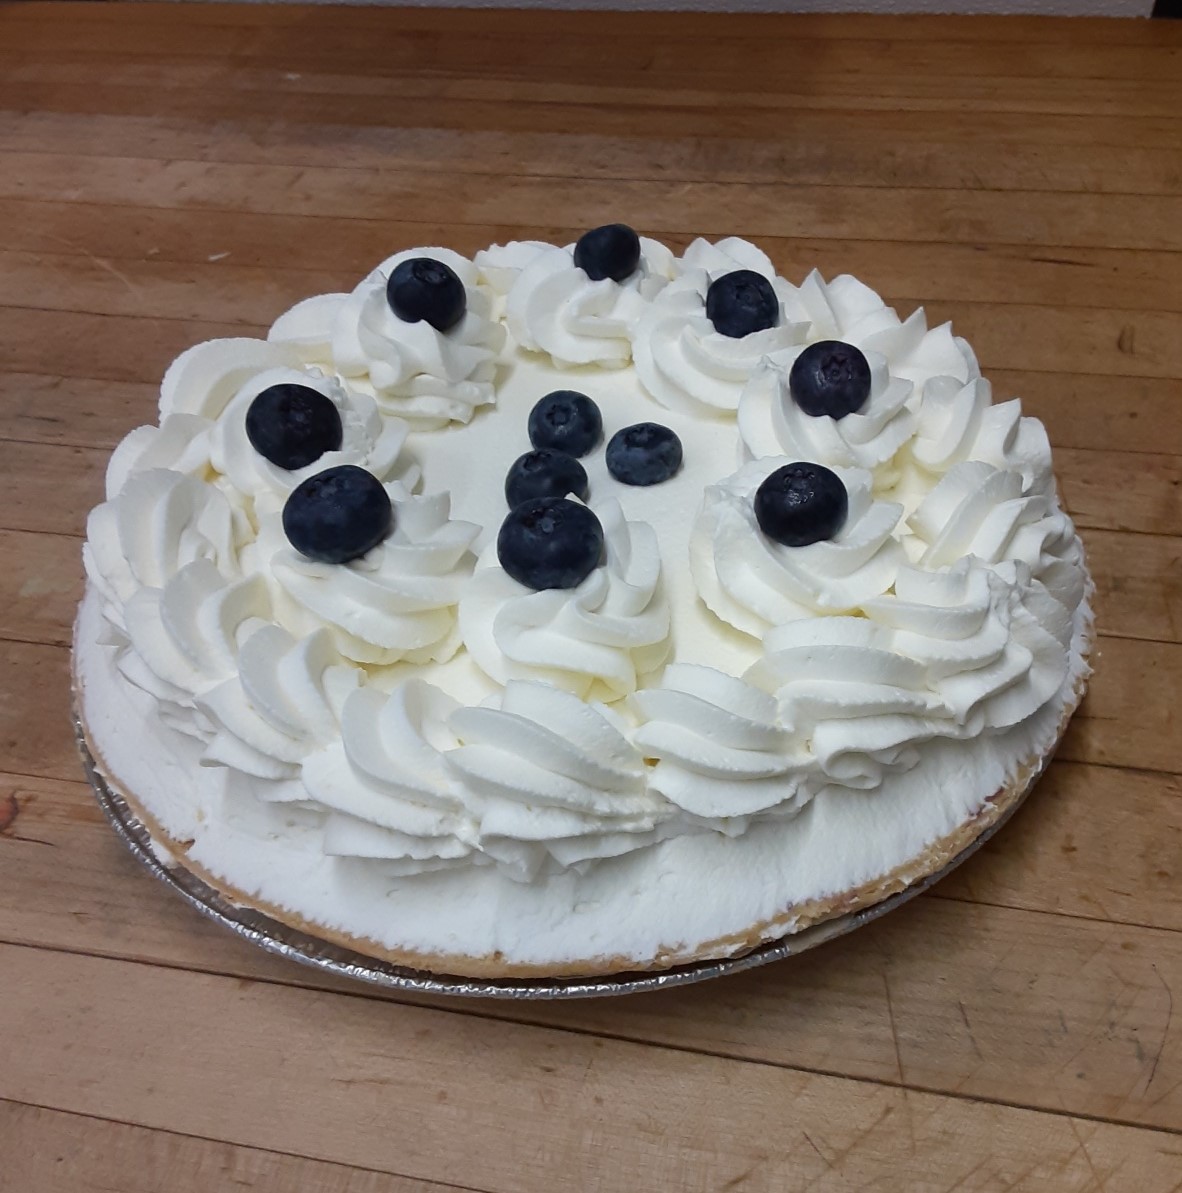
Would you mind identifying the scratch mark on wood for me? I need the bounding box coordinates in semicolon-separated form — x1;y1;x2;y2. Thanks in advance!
1117;325;1136;355
1146;963;1174;1094
958;1000;983;1060
0;793;19;834
882;971;905;1082
802;1132;831;1169
1068;1118;1107;1193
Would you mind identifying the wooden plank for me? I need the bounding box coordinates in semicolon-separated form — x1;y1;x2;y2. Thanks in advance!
8;281;1182;387
4;942;1182;1190
4;72;1182;157
0;372;156;452
5;3;1182;49
1085;530;1182;646
5;9;1182;86
1059;637;1182;775
0;1101;459;1193
7;201;1180;325
2;108;1182;194
5;153;1182;253
0;529;81;648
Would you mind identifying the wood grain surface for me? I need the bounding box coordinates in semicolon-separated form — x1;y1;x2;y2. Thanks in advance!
1;4;1180;1190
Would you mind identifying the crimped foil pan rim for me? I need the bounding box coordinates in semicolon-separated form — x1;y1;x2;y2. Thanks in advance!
76;717;1048;1000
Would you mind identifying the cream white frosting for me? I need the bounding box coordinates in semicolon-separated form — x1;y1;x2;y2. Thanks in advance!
907;460;1087;613
691;460;904;638
268;248;506;429
748;558;1071;794
249;483;480;667
459;499;670;699
498;237;676;368
78;233;1091;916
905;375;1053;497
737;346;916;483
633;238;809;417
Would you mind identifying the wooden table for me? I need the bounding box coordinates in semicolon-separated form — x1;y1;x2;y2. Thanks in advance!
2;3;1180;1189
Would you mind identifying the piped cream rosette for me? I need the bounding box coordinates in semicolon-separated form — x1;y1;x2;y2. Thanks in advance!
269;247;506;428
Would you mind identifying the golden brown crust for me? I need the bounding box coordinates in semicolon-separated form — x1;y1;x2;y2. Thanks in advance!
75;636;1092;981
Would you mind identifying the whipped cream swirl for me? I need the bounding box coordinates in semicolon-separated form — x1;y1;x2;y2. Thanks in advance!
908;376;1053;496
459;499;671;698
499;237;676;368
633;238;808;416
103;559;269;739
630;664;807;819
301;679;665;882
748;557;1071;791
268;247;506;428
251;483;480;666
691;460;904;638
301;680;478;876
737;346;916;481
790;269;979;393
197;624;360;781
907;460;1086;613
208;364;415;516
447;682;665;880
84;469;244;629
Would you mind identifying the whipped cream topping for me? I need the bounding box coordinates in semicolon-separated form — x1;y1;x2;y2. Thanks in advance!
790;269;979;393
907;460;1087;613
630;663;808;819
250;483;480;667
197;624;360;782
497;237;676;368
737;347;916;482
84;469;244;630
691;460;904;638
906;376;1053;497
208;365;415;515
633;238;808;417
459;499;671;698
747;557;1072;793
79;233;1091;899
269;248;506;429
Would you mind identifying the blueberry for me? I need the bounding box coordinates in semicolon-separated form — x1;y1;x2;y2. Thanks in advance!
505;448;589;508
528;390;603;458
282;465;392;564
789;341;871;420
705;270;779;338
245;383;343;471
497;497;604;591
605;422;683;487
573;223;641;283
754;462;848;548
386;257;466;332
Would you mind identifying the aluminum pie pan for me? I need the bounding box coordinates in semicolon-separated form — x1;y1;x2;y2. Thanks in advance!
77;719;1050;1000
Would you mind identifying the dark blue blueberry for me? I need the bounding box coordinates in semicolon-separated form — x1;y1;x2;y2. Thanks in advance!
528;390;603;458
573;223;641;283
497;497;604;591
754;462;848;548
505;449;589;509
789;340;871;420
282;465;392;564
605;422;683;487
245;383;342;471
705;270;779;338
386;257;466;332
